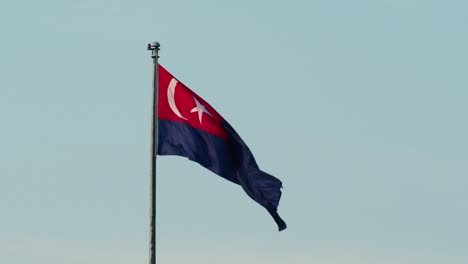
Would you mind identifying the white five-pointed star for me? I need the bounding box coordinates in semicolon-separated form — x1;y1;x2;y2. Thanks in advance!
190;97;213;124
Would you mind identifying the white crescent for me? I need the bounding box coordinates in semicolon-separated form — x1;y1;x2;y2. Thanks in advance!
167;78;187;120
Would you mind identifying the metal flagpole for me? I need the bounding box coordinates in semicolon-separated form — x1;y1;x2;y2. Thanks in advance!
148;41;160;264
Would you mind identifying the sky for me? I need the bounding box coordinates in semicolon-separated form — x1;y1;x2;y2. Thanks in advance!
1;0;468;263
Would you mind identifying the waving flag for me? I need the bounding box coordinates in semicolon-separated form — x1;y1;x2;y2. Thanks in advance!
157;65;286;231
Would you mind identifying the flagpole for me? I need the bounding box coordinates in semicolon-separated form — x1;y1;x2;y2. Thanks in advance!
148;41;160;264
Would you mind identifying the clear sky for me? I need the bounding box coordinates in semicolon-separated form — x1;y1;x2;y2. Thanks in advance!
1;0;467;263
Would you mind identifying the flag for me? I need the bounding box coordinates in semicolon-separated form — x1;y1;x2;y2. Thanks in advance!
157;65;286;231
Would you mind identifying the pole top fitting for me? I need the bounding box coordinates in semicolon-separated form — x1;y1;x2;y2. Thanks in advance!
148;41;160;59
147;41;160;50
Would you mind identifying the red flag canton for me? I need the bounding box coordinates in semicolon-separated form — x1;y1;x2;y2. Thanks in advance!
158;65;227;139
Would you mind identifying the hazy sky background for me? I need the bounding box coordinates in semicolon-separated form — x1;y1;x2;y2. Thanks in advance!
1;0;467;263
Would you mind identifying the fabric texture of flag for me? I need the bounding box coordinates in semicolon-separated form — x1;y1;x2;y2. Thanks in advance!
157;65;286;231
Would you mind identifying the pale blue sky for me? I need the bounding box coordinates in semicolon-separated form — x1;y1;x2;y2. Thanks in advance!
1;0;467;263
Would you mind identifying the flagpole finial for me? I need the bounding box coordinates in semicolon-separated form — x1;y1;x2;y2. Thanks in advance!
148;41;160;58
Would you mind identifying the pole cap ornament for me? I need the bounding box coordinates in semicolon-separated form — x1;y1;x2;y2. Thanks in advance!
148;41;160;50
